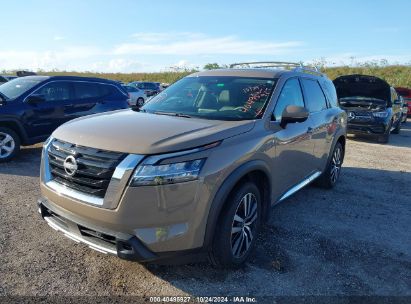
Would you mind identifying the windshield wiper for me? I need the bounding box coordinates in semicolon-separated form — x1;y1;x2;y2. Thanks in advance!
153;111;192;118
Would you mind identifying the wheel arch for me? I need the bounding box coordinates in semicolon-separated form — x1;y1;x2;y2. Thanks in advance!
0;119;28;144
203;160;272;249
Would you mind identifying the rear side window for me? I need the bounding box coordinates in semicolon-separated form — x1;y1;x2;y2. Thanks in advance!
36;81;71;102
74;82;100;99
301;79;327;112
273;78;305;121
321;79;339;107
123;86;138;92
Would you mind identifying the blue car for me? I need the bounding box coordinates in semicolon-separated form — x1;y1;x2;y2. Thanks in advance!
0;76;129;161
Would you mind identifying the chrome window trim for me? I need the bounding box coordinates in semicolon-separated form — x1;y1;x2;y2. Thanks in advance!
42;137;143;209
23;79;128;103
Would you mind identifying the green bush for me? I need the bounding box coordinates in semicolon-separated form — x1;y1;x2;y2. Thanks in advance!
3;63;411;88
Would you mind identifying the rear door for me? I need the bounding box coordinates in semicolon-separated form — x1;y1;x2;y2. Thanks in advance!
24;81;73;138
68;81;102;118
271;77;317;195
300;78;333;170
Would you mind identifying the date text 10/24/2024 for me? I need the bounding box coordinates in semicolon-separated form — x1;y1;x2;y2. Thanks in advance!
149;296;257;303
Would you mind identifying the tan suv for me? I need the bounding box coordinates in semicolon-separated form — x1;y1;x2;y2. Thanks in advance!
38;62;347;267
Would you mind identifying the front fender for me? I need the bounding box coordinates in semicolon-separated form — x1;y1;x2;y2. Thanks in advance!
203;160;272;249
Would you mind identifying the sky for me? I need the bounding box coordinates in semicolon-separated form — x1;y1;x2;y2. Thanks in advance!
1;0;410;72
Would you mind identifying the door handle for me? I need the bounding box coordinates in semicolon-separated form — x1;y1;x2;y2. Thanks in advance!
307;127;314;134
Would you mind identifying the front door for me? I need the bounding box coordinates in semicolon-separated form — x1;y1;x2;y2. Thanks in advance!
271;77;316;199
24;81;73;140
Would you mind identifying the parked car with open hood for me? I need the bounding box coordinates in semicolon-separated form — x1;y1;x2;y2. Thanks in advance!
38;62;347;267
0;76;129;162
334;74;402;143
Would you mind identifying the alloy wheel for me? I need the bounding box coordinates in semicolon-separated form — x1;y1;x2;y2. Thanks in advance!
330;145;342;183
0;132;15;159
230;192;258;258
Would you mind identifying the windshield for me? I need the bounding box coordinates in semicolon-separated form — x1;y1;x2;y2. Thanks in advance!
142;76;276;120
0;77;43;100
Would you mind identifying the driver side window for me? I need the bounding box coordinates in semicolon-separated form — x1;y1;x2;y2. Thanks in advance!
36;82;71;102
273;78;305;121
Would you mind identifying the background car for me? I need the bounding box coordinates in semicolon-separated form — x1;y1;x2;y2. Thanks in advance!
399;96;408;123
128;81;161;97
395;87;411;117
334;74;402;143
0;75;129;162
122;85;146;107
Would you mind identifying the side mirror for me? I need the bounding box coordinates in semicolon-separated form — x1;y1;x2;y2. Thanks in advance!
0;96;5;106
280;105;309;128
26;94;45;104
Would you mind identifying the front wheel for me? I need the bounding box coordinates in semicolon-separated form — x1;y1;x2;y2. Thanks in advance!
315;142;344;189
0;127;21;162
392;119;401;134
210;182;262;268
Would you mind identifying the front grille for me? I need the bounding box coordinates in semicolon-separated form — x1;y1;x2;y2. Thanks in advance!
47;139;126;198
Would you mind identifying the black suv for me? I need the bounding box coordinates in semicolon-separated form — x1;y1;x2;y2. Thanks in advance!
334;74;402;143
0;76;129;162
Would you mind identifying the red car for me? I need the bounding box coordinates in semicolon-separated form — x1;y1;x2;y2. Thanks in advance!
395;87;411;116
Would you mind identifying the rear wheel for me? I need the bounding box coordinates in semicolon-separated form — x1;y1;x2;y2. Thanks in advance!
392;119;401;134
210;182;261;268
315;142;344;189
0;127;21;162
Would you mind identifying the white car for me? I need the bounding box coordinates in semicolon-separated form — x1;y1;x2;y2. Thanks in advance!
122;85;146;107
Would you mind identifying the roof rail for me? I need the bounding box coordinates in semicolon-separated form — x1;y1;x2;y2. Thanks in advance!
229;61;323;76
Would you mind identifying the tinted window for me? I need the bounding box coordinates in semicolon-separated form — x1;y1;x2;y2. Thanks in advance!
391;88;398;103
36;81;71;101
273;78;304;121
145;82;158;90
0;77;44;100
73;82;111;99
301;79;327;112
321;79;338;107
123;85;138;92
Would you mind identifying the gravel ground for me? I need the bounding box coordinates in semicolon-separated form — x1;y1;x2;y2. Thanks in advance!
1;121;410;298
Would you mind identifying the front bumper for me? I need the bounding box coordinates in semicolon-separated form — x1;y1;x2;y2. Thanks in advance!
38;197;157;261
38;197;206;263
347;122;388;135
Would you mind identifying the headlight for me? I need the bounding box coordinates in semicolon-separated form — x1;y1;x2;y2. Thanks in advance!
130;159;205;186
372;111;389;118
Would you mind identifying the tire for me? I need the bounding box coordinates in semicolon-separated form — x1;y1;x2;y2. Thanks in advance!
210;182;262;268
0;127;21;162
377;121;391;143
137;97;145;107
315;142;344;189
392;119;401;134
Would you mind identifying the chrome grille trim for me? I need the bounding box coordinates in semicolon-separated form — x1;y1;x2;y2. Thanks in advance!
42;137;144;209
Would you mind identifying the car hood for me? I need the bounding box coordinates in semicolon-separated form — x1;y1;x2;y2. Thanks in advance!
333;74;391;105
52;109;255;154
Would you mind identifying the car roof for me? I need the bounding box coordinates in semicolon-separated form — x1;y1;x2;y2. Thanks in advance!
47;75;120;84
188;68;317;79
19;75;119;84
